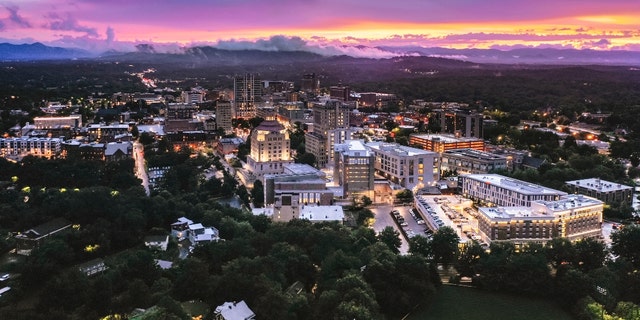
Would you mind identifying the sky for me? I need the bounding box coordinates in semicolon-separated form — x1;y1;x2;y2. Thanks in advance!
1;0;639;55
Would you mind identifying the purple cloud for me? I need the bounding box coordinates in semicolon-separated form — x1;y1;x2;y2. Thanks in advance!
45;12;98;37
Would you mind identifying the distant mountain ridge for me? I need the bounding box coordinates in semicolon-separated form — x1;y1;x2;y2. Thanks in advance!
2;42;640;66
0;43;93;61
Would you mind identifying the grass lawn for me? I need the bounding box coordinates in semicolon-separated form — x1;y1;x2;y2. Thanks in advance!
407;285;574;320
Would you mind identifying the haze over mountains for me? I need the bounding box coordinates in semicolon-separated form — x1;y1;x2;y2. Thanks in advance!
2;42;640;66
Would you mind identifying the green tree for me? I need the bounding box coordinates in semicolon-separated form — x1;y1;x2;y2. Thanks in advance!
611;224;640;269
430;226;460;266
377;227;401;254
251;180;264;208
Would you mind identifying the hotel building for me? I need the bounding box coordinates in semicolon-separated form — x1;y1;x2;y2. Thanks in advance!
246;120;293;177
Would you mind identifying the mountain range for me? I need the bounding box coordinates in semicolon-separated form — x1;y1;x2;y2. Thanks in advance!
1;42;640;66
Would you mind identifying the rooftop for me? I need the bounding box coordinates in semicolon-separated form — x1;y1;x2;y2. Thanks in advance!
443;148;507;160
463;174;566;196
410;133;483;143
566;178;633;192
366;141;436;157
299;205;344;222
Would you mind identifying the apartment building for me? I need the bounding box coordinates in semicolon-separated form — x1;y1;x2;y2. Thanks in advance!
0;137;62;159
459;174;566;207
441;148;508;174
565;178;634;206
366;142;439;190
476;194;603;247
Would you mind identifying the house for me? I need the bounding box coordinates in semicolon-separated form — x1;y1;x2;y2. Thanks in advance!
15;218;72;255
187;223;220;246
154;259;173;270
214;301;255;320
170;217;194;240
78;258;108;276
105;141;132;162
144;235;170;251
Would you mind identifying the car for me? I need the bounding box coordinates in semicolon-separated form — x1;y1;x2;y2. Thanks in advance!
0;274;9;281
400;222;409;227
417;219;425;225
397;217;405;223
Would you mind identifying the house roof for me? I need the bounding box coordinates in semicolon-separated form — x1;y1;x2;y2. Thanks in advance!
18;217;72;240
215;301;255;320
105;142;131;156
171;217;193;226
144;235;169;244
78;258;105;271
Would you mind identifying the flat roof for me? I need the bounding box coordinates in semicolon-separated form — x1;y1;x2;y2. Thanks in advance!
536;194;603;212
299;205;344;222
443;148;507;160
335;140;371;156
284;163;323;175
463;174;566;196
410;133;483;143
566;178;633;192
478;206;549;220
366;142;437;157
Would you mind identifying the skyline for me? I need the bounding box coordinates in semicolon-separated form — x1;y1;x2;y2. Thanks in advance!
1;1;639;55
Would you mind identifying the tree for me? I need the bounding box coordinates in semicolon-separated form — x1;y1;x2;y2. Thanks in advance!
251;180;264;208
377;227;401;254
574;237;607;272
456;242;486;277
611;224;640;269
296;152;317;167
545;237;577;269
395;189;413;204
430;226;460;266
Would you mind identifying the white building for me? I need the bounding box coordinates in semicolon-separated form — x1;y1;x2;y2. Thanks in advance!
366;142;439;190
246;120;293;177
459;174;566;207
476;194;603;246
334;140;375;198
0;137;62;159
214;300;255;320
298;205;344;223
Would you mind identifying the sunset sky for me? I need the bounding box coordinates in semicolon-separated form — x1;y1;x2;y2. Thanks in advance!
1;0;639;54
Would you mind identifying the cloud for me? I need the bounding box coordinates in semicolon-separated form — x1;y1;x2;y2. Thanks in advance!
106;26;115;44
5;5;31;28
45;12;98;37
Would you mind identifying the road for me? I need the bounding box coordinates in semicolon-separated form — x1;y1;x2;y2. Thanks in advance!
133;141;150;196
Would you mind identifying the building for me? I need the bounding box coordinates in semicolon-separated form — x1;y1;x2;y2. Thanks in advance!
329;85;351;101
105;141;133;162
144;235;170;251
298;205;345;223
459;174;567;207
217;137;244;155
476;194;603;247
263;164;333;222
409;134;485;153
565;178;634;206
334;140;375;198
0;137;62;159
234;74;262;119
187;223;220;246
432;109;484;138
15;218;72;255
441;148;508;174
215;100;234;134
305;100;351;167
33;115;82;129
87;123;131;142
170;217;194;240
214;301;255;320
246;120;293;177
78;258;108;276
301;73;320;93
181;90;204;104
366;142;439;190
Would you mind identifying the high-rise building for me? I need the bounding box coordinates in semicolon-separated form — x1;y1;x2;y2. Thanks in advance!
215;100;233;134
246;120;293;177
334;140;375;198
432;109;484;138
305;100;352;167
233;74;263;119
301;73;320;93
